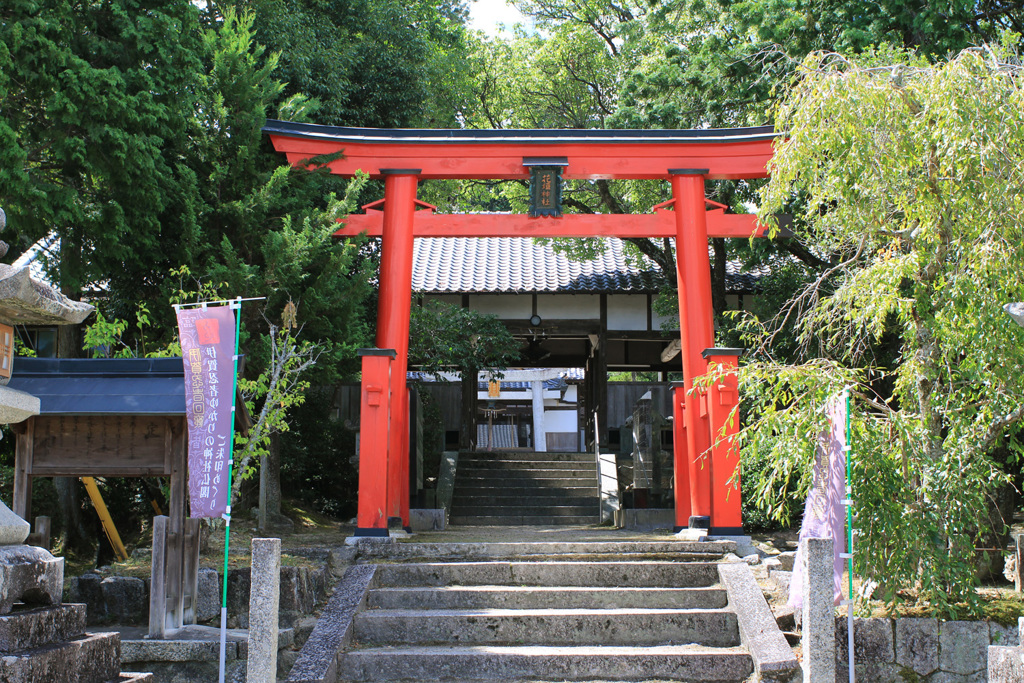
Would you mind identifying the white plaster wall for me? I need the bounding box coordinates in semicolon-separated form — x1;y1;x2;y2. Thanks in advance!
468;294;532;319
563;385;578;403
545;409;578;432
607;294;648;331
536;294;600;320
652;308;679;331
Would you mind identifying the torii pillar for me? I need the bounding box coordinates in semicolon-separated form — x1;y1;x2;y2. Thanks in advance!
369;169;419;534
670;170;714;530
670;169;742;534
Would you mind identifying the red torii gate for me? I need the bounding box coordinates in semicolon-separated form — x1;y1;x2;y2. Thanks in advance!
264;120;777;537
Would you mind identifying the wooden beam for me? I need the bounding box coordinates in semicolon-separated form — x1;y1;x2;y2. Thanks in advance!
182;518;201;625
82;477;129;562
268;135;775;181
149;515;168;639
13;419;33;521
335;209;768;239
166;418;186;631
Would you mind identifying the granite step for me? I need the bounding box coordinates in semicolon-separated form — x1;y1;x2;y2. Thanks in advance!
456;460;598;470
451;495;598;507
460;451;596;463
452;487;598;498
339;644;755;682
354;607;740;646
449;515;601;526
371;561;722;589
453;476;598;488
450;505;599;517
366;585;729;611
341;541;738;563
456;468;598;479
0;631;120;682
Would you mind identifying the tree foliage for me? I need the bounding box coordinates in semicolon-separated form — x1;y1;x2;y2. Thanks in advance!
243;0;474;127
409;300;522;378
736;42;1024;616
0;0;204;294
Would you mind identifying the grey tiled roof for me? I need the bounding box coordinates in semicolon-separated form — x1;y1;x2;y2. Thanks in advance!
411;237;761;294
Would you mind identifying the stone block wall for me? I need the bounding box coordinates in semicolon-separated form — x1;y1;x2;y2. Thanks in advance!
67;560;331;628
835;616;1018;681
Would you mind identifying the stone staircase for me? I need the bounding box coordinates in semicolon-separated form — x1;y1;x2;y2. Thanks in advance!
450;451;601;525
308;540;799;683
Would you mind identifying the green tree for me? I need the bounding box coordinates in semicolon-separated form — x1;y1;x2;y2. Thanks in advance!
466;0;1024;330
0;0;204;296
409;300;522;450
242;0;474;127
737;42;1024;616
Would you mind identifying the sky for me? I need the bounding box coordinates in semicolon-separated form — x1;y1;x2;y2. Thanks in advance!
467;0;533;36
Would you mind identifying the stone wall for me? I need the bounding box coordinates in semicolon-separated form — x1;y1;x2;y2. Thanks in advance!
67;560;331;629
836;616;1019;681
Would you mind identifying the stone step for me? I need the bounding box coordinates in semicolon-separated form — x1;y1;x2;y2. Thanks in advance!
457;467;597;478
0;632;120;682
371;561;722;589
354;607;739;647
0;604;87;652
341;541;738;563
449;515;601;526
339;644;754;682
457;460;597;470
366;585;729;611
449;505;599;517
456;479;598;489
461;452;596;463
451;495;598;507
452;487;599;498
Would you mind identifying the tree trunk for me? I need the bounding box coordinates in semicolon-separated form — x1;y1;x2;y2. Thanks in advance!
266;432;282;518
258;432;288;533
459;367;477;451
55;306;93;555
55;477;92;556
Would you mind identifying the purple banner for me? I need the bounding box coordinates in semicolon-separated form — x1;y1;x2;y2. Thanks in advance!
789;393;847;609
177;306;237;518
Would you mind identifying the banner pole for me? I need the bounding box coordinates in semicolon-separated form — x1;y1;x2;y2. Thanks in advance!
218;297;243;683
845;388;854;683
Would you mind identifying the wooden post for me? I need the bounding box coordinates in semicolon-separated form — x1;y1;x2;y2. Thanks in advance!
12;418;33;521
182;517;201;625
149;515;168;639
33;516;50;550
596;331;608;448
167;420;186;630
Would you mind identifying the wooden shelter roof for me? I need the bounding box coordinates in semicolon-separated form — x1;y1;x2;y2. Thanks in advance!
7;357;251;430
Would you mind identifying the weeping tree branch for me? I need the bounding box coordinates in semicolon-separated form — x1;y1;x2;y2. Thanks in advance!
231;321;320;502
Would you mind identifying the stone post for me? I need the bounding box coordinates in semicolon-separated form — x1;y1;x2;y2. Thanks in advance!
247;537;281;683
801;537;836;682
531;380;547;452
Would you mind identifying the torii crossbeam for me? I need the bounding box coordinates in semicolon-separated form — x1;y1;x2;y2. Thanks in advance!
264;119;778;537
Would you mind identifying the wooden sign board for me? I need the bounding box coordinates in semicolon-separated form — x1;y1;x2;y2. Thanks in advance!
0;324;13;380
